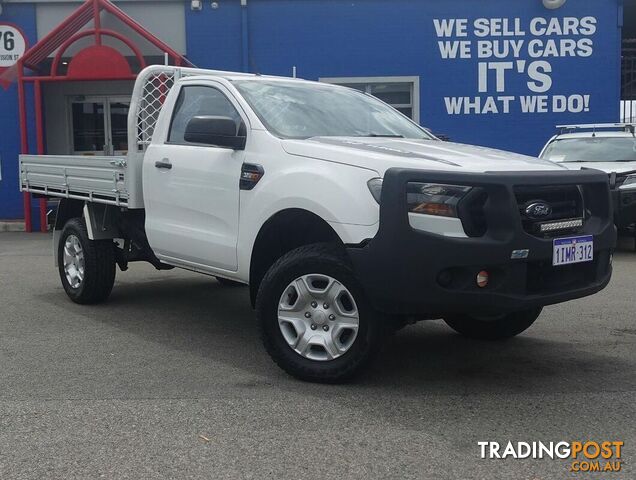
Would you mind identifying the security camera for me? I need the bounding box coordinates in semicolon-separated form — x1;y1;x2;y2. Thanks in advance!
543;0;566;9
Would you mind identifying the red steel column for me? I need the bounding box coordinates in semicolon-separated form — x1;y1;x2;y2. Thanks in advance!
93;0;102;45
17;69;32;233
35;80;47;233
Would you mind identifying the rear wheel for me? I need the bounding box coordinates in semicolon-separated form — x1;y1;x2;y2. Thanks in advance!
444;307;542;340
256;244;382;383
58;218;116;304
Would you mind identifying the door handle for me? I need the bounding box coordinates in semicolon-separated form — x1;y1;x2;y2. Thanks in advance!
155;160;172;170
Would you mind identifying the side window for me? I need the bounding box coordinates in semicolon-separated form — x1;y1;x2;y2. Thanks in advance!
168;85;242;145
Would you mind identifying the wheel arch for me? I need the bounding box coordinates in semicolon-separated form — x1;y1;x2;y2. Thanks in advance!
248;208;343;307
54;199;84;231
53;199;84;267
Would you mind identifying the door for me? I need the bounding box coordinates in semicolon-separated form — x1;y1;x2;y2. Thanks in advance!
70;96;131;155
70;97;107;155
143;84;245;271
108;97;131;155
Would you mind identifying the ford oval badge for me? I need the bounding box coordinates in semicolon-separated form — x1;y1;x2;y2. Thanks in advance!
525;202;552;219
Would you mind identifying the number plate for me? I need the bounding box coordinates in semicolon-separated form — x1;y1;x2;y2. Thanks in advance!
553;235;594;267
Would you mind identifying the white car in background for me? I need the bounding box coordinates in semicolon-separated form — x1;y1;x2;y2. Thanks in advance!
540;124;636;233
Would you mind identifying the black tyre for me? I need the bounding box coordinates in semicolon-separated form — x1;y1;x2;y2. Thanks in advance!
215;276;245;287
256;243;383;383
57;218;116;305
444;307;543;340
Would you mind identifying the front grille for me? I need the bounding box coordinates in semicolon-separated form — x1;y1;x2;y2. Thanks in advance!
514;185;584;237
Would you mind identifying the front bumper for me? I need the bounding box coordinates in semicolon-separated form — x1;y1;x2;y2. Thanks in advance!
347;168;616;317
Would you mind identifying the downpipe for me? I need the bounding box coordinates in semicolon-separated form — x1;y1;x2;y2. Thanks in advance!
241;0;249;73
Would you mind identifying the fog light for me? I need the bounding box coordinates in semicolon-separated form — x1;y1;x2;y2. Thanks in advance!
476;270;489;288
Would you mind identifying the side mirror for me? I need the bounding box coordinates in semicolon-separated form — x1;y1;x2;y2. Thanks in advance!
184;116;247;150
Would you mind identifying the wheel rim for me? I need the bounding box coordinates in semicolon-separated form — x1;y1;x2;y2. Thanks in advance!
63;234;85;289
278;274;360;362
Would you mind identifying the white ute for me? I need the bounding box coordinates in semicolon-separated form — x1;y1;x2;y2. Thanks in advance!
540;124;636;233
21;66;616;382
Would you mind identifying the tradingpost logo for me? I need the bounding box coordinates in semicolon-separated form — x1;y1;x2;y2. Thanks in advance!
478;441;624;473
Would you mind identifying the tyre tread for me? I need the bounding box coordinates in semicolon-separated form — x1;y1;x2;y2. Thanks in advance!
256;243;380;383
58;218;116;305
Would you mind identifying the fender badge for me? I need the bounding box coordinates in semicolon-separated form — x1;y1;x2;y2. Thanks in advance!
511;249;530;260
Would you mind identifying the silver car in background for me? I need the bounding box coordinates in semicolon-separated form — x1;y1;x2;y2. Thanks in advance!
540;123;636;236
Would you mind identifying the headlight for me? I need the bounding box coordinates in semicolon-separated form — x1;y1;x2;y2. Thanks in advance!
407;183;472;218
367;178;383;204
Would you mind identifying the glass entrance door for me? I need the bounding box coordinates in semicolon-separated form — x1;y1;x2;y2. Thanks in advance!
109;97;130;155
70;96;130;155
71;98;106;155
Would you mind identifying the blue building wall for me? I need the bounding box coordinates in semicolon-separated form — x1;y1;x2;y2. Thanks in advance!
0;0;624;220
186;0;622;156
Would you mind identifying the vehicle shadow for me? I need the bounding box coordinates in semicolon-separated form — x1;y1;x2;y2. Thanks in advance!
356;322;628;394
616;233;636;252
50;269;633;399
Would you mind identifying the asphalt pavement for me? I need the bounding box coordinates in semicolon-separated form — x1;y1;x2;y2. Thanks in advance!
0;232;634;479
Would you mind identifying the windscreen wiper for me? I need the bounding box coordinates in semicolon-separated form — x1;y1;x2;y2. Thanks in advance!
363;133;404;138
561;159;636;163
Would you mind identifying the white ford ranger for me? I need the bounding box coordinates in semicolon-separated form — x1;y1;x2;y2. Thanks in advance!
20;66;616;382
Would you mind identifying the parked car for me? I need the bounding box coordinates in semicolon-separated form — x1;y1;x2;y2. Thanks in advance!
540;124;636;233
20;66;616;382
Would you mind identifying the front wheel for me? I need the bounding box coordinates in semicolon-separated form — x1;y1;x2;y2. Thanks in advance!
444;307;543;340
58;218;116;304
256;244;383;383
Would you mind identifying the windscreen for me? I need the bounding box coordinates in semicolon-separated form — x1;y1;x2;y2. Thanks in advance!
542;137;636;163
232;80;433;140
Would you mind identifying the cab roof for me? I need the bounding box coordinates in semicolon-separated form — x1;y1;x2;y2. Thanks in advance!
553;123;636;140
182;72;325;85
554;131;636;140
